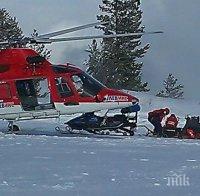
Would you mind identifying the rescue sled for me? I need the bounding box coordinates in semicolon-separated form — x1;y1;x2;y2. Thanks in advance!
137;125;182;138
64;104;140;136
143;116;200;139
162;127;182;138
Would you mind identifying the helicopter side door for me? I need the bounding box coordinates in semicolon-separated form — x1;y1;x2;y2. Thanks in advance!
16;78;54;111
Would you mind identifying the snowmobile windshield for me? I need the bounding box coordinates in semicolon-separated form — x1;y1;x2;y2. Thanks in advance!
71;72;105;96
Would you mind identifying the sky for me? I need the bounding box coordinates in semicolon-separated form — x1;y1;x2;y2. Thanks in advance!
0;0;200;99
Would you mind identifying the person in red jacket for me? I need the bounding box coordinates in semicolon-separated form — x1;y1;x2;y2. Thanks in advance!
165;114;178;129
148;108;170;136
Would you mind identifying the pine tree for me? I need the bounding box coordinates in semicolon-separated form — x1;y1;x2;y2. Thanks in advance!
0;8;23;48
85;0;149;91
156;73;184;99
0;9;51;58
85;40;107;83
28;29;51;59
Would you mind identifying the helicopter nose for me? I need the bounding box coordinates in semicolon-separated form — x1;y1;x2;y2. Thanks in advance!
132;97;139;104
128;94;139;104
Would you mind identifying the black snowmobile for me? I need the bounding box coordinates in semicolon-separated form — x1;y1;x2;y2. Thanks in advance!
64;104;140;136
181;116;200;139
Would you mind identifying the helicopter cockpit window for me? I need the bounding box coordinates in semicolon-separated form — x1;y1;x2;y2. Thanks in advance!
71;73;104;97
72;75;84;95
55;77;72;97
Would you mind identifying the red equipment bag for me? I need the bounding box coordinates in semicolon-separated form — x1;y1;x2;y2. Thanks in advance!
165;114;178;129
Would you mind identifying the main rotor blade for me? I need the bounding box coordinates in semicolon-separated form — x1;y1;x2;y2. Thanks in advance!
39;31;163;43
37;22;107;39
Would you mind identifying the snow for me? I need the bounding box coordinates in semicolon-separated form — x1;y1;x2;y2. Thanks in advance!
0;92;200;196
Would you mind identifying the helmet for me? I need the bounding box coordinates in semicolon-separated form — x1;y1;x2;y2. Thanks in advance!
164;108;170;115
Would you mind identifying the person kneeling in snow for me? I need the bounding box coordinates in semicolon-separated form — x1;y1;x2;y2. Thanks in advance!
148;108;170;136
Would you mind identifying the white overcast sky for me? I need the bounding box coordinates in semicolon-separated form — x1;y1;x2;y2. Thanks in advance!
1;0;200;99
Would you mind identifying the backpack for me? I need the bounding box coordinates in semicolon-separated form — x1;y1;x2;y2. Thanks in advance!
165;114;178;129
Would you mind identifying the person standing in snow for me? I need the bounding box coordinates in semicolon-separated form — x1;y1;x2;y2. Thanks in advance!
148;108;170;136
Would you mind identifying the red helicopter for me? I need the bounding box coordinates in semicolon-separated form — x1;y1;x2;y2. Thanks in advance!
0;22;161;136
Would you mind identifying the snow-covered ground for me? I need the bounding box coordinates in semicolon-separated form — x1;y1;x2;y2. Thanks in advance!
0;92;200;196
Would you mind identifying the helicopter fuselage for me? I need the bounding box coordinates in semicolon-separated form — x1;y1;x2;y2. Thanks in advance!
0;48;139;121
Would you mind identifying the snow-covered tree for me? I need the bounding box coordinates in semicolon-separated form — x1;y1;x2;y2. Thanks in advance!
0;8;23;48
0;9;51;58
85;0;149;91
156;73;184;99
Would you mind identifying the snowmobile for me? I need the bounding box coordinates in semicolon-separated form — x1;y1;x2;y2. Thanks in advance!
181;116;200;139
63;103;140;136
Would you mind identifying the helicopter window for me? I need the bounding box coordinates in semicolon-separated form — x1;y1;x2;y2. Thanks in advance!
71;73;104;97
55;77;72;97
34;78;51;104
71;75;84;95
0;64;10;73
16;80;38;111
0;83;11;99
16;80;36;97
